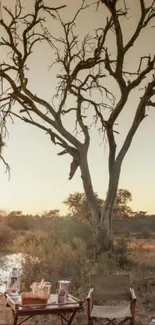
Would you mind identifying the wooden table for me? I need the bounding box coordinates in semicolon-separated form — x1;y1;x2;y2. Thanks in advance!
5;293;83;325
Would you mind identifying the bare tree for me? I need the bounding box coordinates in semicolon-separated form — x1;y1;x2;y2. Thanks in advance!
0;0;155;250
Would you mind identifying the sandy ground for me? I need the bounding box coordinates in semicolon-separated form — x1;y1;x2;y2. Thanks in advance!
0;294;85;325
0;292;151;325
0;295;12;325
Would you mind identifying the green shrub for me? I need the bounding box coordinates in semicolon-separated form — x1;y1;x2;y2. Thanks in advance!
18;234;93;297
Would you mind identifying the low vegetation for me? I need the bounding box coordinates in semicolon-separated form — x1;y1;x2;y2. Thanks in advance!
0;190;155;324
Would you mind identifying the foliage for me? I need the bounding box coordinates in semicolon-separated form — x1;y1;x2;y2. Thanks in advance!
14;216;95;253
64;189;133;221
48;217;94;250
1;192;155;254
32;210;61;232
18;234;94;296
16;230;135;298
113;189;134;219
5;211;34;231
64;192;103;222
115;237;134;268
41;210;60;218
0;223;14;249
138;229;154;239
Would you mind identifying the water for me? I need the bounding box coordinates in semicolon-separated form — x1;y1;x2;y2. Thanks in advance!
0;252;22;293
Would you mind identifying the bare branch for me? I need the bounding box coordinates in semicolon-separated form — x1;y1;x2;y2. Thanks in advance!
124;0;155;52
128;56;155;91
0;154;10;176
147;99;155;107
116;81;155;164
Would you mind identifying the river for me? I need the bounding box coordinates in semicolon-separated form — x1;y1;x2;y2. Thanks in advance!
0;252;22;293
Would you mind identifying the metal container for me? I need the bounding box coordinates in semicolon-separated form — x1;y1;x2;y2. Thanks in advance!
58;280;71;298
58;280;71;291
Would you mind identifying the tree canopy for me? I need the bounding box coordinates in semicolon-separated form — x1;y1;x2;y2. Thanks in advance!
64;189;133;221
0;0;155;249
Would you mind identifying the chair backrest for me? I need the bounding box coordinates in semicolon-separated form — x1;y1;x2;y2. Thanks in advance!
91;274;130;302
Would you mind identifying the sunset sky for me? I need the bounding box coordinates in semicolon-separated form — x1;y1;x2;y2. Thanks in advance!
0;0;155;215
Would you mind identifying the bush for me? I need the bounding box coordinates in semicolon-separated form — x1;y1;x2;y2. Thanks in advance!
47;216;94;250
5;212;34;231
18;234;94;297
18;232;136;298
140;229;153;239
115;237;134;268
0;223;15;249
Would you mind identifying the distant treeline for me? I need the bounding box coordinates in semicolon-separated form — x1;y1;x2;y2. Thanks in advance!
0;190;153;250
0;208;154;251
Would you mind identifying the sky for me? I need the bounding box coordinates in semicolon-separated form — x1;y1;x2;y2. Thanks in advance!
0;0;155;215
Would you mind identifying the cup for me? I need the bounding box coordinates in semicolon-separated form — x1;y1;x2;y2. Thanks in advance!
44;282;51;298
58;295;65;304
57;289;66;304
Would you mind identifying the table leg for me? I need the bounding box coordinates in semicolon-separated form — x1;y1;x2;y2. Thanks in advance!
60;309;77;325
13;314;18;325
12;310;34;325
60;315;64;325
68;309;77;325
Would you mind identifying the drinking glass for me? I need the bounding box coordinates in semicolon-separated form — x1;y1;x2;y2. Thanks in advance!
44;282;51;298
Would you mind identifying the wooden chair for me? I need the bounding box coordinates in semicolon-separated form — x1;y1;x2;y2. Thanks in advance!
87;274;136;325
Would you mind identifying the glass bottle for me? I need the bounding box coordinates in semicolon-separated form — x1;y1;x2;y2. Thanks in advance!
7;267;20;295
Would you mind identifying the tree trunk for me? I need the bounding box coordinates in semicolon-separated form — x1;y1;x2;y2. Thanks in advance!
79;152;101;226
80;148;121;252
98;163;121;251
